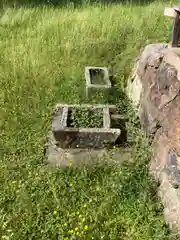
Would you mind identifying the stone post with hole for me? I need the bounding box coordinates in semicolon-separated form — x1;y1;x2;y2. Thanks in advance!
164;6;180;48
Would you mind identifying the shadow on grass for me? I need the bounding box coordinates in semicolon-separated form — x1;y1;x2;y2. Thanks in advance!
1;0;157;8
107;86;129;107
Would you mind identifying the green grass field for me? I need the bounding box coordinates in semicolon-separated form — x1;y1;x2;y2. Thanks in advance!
0;1;177;239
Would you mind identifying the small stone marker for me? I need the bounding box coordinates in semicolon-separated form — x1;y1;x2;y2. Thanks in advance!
85;67;111;98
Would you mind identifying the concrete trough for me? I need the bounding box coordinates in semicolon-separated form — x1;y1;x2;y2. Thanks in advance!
52;104;122;149
85;67;112;98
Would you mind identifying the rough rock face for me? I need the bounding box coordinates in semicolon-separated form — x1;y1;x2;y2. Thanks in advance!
127;43;180;231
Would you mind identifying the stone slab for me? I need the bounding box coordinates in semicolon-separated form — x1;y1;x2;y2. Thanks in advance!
45;131;133;168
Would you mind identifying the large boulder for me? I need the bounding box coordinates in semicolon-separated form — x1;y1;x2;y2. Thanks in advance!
127;43;180;231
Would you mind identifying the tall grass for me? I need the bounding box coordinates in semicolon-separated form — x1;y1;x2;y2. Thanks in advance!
0;2;174;239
